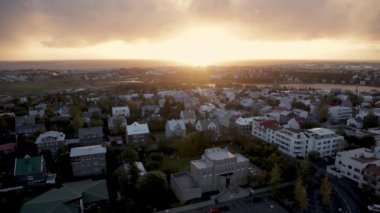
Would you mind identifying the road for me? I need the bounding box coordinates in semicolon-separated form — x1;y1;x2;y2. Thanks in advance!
187;196;288;213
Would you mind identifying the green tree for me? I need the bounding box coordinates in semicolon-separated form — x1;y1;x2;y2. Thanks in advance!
136;171;168;210
294;177;308;210
90;118;103;127
72;116;84;131
269;164;282;193
364;110;378;129
118;148;139;164
320;176;331;206
114;117;126;134
317;105;329;123
298;158;313;182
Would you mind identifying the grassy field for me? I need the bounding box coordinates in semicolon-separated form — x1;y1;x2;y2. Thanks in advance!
0;81;84;96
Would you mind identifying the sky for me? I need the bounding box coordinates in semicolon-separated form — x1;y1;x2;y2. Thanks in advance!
0;0;380;65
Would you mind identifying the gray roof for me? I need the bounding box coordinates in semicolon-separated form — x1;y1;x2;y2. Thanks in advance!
78;127;104;139
70;145;106;157
171;172;200;190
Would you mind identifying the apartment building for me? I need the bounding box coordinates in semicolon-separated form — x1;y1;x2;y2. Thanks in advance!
35;131;65;156
70;145;107;177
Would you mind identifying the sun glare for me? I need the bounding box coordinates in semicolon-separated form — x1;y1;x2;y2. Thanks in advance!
16;26;378;65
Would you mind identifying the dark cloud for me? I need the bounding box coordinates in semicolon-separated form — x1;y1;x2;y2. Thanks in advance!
0;0;379;48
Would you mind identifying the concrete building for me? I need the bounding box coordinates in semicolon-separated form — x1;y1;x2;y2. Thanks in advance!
190;147;249;192
126;122;150;143
253;122;344;158
35;131;65;156
327;147;380;195
170;172;202;203
70;145;107;177
112;106;130;117
165;119;186;138
328;106;353;123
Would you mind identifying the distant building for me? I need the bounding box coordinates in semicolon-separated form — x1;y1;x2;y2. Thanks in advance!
78;127;104;144
235;117;254;134
107;115;127;133
180;110;197;125
21;179;109;213
328;106;353;123
165;119;186;138
112;106;130;117
70;145;107;177
195;119;220;135
35;131;65;156
126;122;150;143
14;155;46;184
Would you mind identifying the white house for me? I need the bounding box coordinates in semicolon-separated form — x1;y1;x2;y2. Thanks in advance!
327;147;380;195
126;122;150;143
235;117;254;134
328;106;353;123
112;106;130;117
35;131;65;156
165;119;186;138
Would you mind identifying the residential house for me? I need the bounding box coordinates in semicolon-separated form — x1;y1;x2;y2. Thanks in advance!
35;131;65;156
0;143;16;155
78;127;104;145
180;110;197;125
21;179;109;213
108;116;127;133
165;119;186;138
126;122;150;143
112;106;130;117
235;117;254;134
70;145;107;177
195;119;220;135
141;105;160;117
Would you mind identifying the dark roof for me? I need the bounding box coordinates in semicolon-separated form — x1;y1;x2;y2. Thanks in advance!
78;127;104;138
21;179;109;213
259;120;279;128
365;164;380;176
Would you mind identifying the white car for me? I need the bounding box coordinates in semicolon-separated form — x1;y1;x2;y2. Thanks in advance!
368;204;380;212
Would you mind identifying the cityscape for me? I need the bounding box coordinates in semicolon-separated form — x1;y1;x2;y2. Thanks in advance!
1;1;380;213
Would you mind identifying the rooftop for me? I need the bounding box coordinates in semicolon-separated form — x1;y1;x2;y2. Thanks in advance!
191;159;212;169
20;179;108;213
308;128;335;136
70;145;106;157
14;155;44;176
127;122;150;135
205;147;235;161
171;172;200;190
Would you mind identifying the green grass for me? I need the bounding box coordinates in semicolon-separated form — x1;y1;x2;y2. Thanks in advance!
0;80;83;96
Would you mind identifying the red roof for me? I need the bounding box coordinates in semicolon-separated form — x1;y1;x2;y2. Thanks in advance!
260;120;279;128
352;157;378;164
365;164;380;175
0;143;16;151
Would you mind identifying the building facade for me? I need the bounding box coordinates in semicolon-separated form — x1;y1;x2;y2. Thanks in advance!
35;131;65;156
126;122;150;143
190;147;249;192
70;145;107;177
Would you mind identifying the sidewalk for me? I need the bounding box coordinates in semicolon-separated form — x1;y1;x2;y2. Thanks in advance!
157;181;295;213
